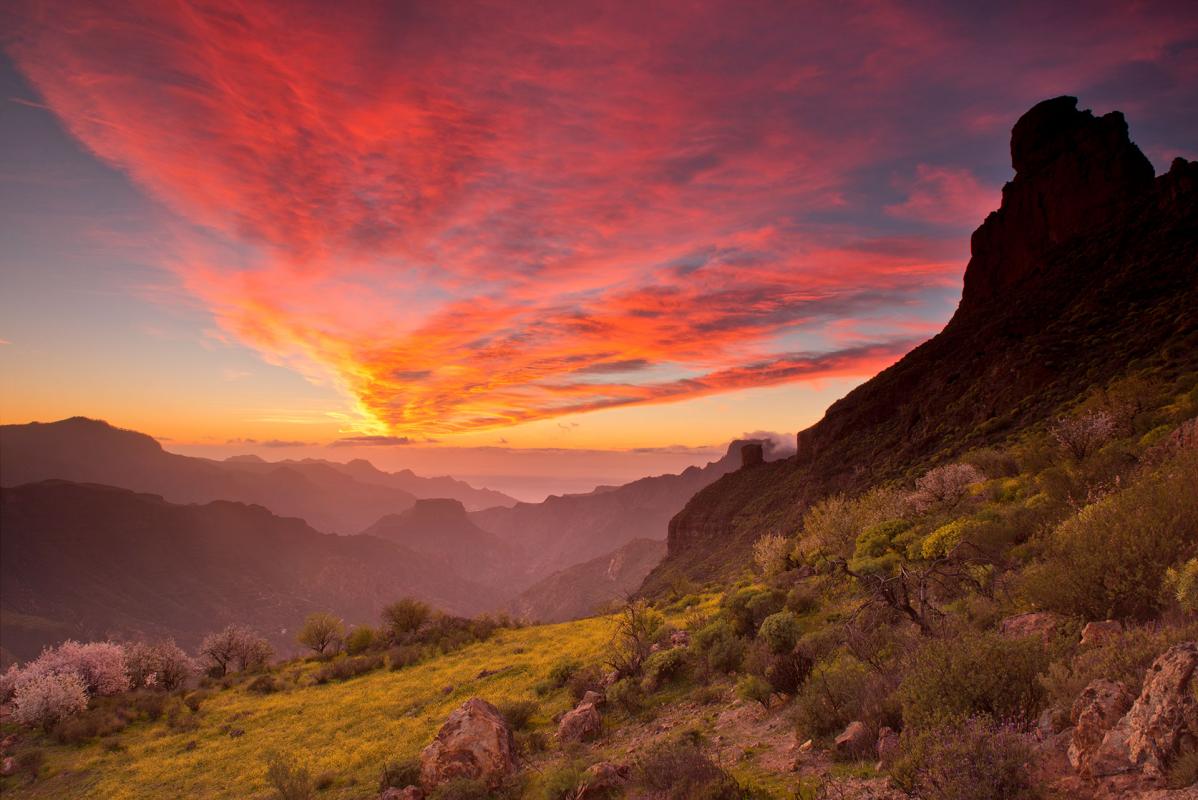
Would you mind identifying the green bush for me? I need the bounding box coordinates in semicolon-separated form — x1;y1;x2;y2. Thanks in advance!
692;620;745;674
379;758;421;790
757;611;802;654
606;677;644;713
386;644;424;671
633;740;744;800
785;585;819;615
792;654;875;738
263;751;314;800
1022;452;1198;620
344;626;376;655
898;632;1047;731
567;664;605;703
381;598;432;638
429;777;492;800
720;587;785;636
1165;559;1198;614
496;699;538;731
541;762;587;800
891;717;1037;800
736;675;772;709
642;648;688;691
546;659;580;688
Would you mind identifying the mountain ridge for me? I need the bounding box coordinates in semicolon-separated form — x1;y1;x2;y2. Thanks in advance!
640;96;1198;594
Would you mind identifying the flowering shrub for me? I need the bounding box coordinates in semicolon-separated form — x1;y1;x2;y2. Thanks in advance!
199;625;274;676
46;641;131;696
12;670;89;728
124;640;195;690
908;463;984;513
1051;410;1116;460
752;532;791;577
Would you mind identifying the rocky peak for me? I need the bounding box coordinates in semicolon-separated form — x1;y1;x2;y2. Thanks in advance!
960;96;1155;312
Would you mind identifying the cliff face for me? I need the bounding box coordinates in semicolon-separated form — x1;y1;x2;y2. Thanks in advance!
640;97;1198;595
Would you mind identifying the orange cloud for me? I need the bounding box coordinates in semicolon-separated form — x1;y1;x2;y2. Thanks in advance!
9;1;1190;435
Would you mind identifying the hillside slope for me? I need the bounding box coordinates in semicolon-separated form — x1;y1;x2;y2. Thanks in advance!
641;97;1198;594
0;481;502;660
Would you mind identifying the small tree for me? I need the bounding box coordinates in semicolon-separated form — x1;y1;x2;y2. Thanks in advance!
908;463;984;513
11;669;88;728
200;625;273;676
1051;410;1116;461
753;532;791;577
381;598;431;639
608;599;664;676
38;640;129;696
124;640;195;690
297;613;344;657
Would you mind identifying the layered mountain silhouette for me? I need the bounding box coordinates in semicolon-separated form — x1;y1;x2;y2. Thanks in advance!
641;96;1198;594
509;538;667;623
0;481;502;662
362;499;519;590
0;417;514;533
469;439;785;580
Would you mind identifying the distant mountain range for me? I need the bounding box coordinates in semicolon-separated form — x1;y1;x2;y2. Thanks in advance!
0;417;780;653
362;499;519;590
0;481;502;662
0;417;516;534
470;439;784;581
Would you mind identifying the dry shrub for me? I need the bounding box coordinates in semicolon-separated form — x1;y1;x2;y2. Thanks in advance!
892;717;1037;800
634;740;743;800
898;632;1046;732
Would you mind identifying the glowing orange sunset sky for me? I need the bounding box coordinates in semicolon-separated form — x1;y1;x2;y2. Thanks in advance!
2;1;1196;483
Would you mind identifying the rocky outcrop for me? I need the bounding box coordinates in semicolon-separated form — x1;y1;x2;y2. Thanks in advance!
557;699;602;743
961;96;1155;312
577;762;631;799
419;698;516;790
834;721;872;757
1000;612;1065;643
741;443;764;467
1081;620;1123;648
1092;642;1198;778
875;726;900;767
1069;679;1134;774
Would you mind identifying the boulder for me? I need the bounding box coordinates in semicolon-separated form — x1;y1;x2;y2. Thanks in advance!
419;698;516;790
0;757;14;777
999;611;1065;643
1092;642;1198;778
875;726;900;767
1068;679;1134;774
1081;620;1123;648
581;690;605;708
557;701;602;743
578;762;631;798
834;720;872;757
379;788;424;800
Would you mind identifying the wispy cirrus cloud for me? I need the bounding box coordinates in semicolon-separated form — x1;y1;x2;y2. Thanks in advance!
6;0;1195;436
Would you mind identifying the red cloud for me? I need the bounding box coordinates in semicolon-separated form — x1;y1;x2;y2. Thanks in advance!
7;0;1195;434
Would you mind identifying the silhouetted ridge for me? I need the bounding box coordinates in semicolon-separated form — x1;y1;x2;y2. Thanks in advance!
961;95;1155;311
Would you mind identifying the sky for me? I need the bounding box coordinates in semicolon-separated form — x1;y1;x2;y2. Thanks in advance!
1;1;1196;498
